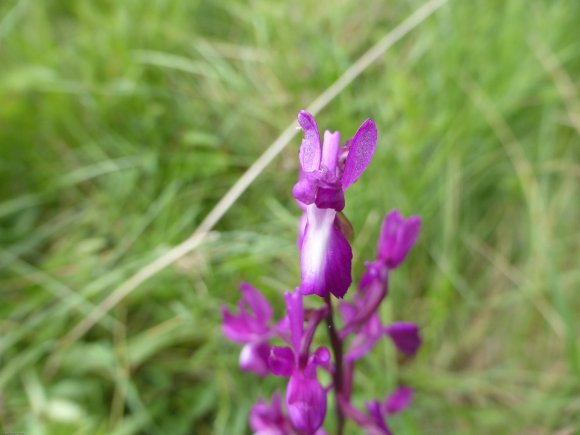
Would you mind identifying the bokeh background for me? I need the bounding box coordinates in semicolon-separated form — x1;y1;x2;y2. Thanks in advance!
1;0;579;433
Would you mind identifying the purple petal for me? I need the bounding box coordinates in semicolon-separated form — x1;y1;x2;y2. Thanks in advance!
297;111;321;172
341;265;388;336
239;342;271;377
365;400;392;434
385;322;421;357
310;346;331;370
284;291;304;356
339;302;357;324
300;205;352;298
286;372;327;433
269;346;295;377
221;306;256;343
315;185;345;211
377;210;421;269
345;315;384;362
359;261;388;290
341;119;377;190
250;392;289;433
240;282;273;323
339;396;375;427
384;387;413;415
293;170;318;205
321;130;340;173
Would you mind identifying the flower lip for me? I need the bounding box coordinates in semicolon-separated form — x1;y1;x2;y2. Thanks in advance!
286;371;327;433
299;205;352;299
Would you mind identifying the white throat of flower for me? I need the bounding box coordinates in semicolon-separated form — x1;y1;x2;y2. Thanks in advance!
303;204;336;284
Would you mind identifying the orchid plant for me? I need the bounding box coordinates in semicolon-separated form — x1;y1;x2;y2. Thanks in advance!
222;111;422;434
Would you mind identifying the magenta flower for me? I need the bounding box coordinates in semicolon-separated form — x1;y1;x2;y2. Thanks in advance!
384;322;421;357
342;210;421;335
220;111;424;434
342;314;421;362
294;111;377;299
269;291;329;433
366;387;414;434
221;283;275;376
249;392;293;434
377;210;421;270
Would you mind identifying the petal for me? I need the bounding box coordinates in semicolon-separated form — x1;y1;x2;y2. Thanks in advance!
342;265;388;336
365;400;392;434
297;111;321;172
377;210;421;269
384;322;421;357
221;306;255;343
308;346;331;373
240;342;271;377
250;392;288;432
321;131;340;173
286;372;327;433
339;302;357;324
344;333;377;363
269;346;295;377
292;170;317;205
240;282;273;323
284;291;304;356
384;387;413;415
359;261;388;290
300;205;352;298
315;186;345;211
345;315;384;362
341;119;377;190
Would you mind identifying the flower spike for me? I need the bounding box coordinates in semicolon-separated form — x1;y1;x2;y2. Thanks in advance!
221;111;424;434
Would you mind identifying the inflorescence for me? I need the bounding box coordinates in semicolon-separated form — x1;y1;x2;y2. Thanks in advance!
222;111;422;434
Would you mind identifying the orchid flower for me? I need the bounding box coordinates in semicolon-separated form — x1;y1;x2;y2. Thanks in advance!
342;210;421;334
294;111;377;299
249;392;293;434
221;283;275;376
269;291;330;433
365;387;414;434
342;313;421;363
221;111;424;434
339;387;414;435
376;209;421;270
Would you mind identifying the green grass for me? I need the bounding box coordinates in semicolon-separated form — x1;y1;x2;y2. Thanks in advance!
1;0;579;433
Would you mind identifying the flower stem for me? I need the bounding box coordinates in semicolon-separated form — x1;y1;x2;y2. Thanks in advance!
324;294;345;435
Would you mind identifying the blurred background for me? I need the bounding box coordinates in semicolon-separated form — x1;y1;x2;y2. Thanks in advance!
1;0;579;433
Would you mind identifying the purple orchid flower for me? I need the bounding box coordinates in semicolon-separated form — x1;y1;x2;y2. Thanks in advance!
249;392;293;434
269;291;329;433
221;282;275;376
377;209;421;270
340;387;414;435
342;314;421;362
384;322;421;358
341;210;421;334
293;111;377;299
366;387;414;434
250;392;329;435
221;111;425;434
